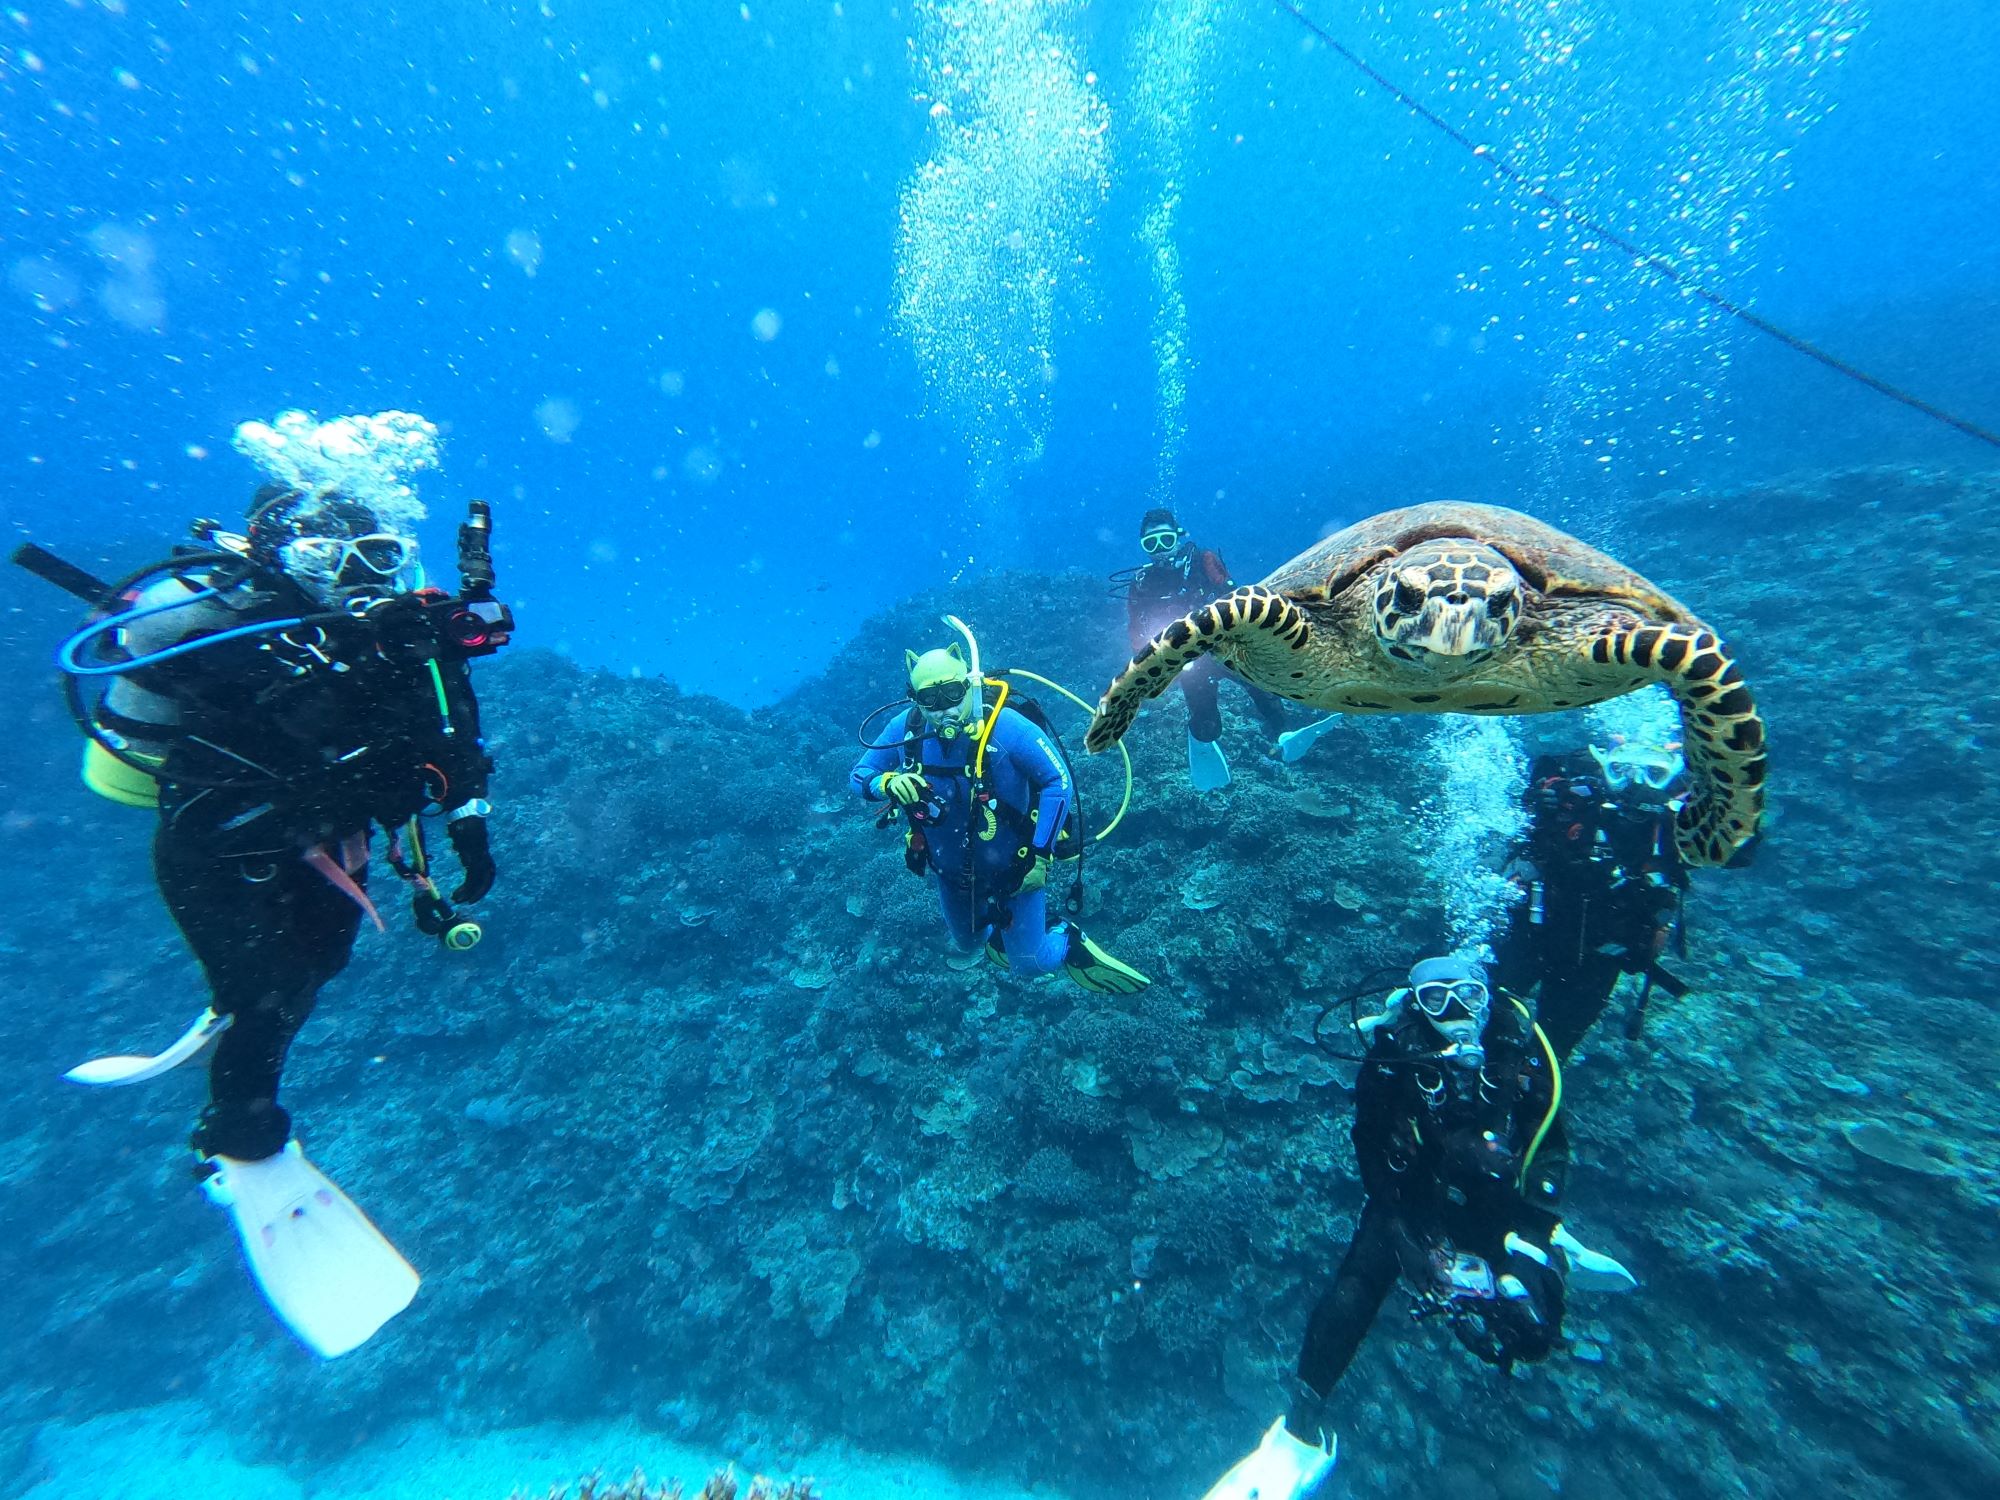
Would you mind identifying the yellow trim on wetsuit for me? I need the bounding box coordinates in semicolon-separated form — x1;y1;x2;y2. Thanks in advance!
1510;994;1563;1184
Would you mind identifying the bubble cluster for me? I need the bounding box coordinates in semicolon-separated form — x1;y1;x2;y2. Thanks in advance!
892;0;1111;485
231;409;441;530
1129;0;1221;503
1416;715;1529;956
1367;0;1865;509
1587;681;1681;752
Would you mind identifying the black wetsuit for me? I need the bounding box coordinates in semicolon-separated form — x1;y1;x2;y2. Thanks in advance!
1490;752;1688;1058
1289;997;1566;1430
117;575;493;1160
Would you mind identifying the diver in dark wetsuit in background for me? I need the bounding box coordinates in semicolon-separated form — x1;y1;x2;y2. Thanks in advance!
1121;507;1290;791
1491;741;1692;1057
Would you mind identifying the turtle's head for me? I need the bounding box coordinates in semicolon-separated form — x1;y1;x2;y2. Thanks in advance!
1371;541;1523;663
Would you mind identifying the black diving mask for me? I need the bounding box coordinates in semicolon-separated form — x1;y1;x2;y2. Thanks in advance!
912;678;971;713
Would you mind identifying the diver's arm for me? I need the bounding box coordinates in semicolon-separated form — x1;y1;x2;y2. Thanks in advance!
430;658;494;806
851;740;904;801
1002;712;1072;852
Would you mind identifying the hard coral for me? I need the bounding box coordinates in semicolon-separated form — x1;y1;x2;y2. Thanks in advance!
512;1469;820;1500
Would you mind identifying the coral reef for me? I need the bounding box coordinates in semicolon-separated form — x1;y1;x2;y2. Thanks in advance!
0;467;1996;1500
511;1470;817;1500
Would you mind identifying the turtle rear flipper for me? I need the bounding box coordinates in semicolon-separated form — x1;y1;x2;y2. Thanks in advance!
1085;587;1312;753
1592;624;1766;867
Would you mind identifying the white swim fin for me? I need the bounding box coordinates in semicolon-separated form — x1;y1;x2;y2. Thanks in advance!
1276;715;1339;764
1200;1415;1337;1500
65;1007;231;1086
202;1141;420;1357
1552;1224;1638;1294
1188;733;1231;791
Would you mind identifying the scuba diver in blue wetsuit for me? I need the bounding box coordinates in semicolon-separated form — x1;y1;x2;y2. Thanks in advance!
851;638;1149;993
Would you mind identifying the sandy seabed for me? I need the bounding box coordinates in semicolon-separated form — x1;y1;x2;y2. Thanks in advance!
21;1402;1076;1500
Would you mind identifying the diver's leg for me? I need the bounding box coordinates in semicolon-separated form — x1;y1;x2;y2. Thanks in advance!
1181;658;1223;743
936;876;984;953
998;887;1069;978
1241;677;1293;738
1487;903;1540;999
1290;1197;1401;1435
1534;955;1621;1061
158;828;362;1161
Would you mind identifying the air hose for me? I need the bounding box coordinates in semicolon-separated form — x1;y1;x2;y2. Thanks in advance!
1512;997;1564;1184
995;666;1133;842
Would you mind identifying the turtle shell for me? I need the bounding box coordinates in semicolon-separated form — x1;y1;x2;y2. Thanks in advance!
1266;501;1696;623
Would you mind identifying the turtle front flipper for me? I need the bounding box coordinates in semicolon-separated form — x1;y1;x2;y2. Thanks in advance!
1085;586;1312;753
1591;624;1767;867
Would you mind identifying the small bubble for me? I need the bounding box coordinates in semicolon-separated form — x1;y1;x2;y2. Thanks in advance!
750;307;782;341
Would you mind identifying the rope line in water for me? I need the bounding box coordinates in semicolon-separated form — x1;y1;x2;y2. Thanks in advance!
1272;0;2000;450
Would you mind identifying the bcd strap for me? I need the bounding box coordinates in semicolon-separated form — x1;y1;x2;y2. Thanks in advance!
12;542;112;606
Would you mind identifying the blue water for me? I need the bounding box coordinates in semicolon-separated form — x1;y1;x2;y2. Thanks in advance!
3;3;1998;1497
5;0;1993;702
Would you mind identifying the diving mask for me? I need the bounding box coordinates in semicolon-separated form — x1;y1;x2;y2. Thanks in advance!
279;531;421;601
1414;977;1490;1026
1591;743;1684;794
912;677;971;714
1140;527;1182;555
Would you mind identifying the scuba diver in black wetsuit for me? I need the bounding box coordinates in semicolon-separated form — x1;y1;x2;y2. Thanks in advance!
1490;740;1693;1058
14;475;513;1357
1200;957;1635;1500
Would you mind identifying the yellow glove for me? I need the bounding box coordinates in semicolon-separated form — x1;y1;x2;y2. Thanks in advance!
1019;852;1052;892
875;770;930;806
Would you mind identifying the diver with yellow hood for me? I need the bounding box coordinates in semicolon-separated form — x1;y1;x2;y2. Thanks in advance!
850;627;1149;993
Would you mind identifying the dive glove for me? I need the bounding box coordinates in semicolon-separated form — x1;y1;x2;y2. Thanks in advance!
1018;852;1052;892
447;810;496;903
875;770;931;807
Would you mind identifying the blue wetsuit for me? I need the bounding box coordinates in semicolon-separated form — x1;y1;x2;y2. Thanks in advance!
852;705;1073;977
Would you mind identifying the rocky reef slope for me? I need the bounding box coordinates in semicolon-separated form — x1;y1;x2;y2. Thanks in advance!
0;467;1993;1499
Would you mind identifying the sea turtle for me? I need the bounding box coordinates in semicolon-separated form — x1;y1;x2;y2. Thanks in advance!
1083;502;1764;866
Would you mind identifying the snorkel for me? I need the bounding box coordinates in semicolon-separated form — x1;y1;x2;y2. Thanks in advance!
942;613;986;730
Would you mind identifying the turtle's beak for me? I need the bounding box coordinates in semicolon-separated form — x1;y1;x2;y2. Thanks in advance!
1410;597;1493;657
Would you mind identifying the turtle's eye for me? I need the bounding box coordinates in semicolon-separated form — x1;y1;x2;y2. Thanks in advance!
1393;571;1427;613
